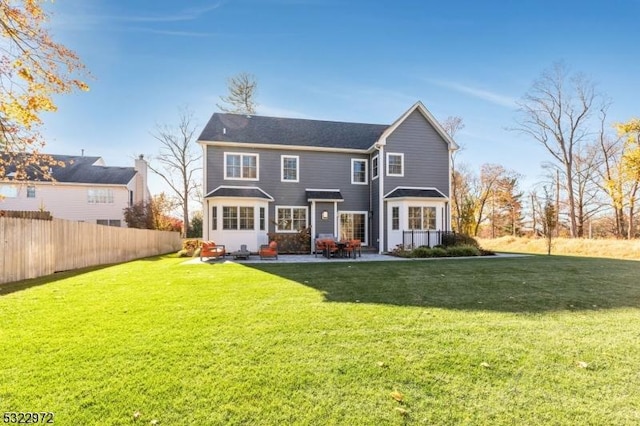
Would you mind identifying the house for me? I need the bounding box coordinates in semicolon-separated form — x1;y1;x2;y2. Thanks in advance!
197;101;458;253
0;154;150;227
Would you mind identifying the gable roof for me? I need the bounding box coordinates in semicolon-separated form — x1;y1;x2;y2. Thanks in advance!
2;154;137;185
377;101;459;151
198;113;389;150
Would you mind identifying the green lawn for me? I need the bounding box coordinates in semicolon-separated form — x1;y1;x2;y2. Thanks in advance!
1;255;640;425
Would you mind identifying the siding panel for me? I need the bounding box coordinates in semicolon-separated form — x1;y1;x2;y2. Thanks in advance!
384;110;450;196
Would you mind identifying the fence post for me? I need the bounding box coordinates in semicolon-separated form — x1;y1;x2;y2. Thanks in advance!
411;229;414;248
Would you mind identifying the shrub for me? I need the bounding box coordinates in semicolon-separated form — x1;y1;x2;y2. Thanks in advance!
392;245;412;258
430;247;448;257
446;245;481;257
412;247;432;258
441;233;480;248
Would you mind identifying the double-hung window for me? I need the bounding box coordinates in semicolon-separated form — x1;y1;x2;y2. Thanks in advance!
351;159;368;184
224;153;258;180
88;188;114;204
408;206;436;230
276;207;307;232
387;153;404;177
371;155;379;180
223;206;255;230
281;155;299;182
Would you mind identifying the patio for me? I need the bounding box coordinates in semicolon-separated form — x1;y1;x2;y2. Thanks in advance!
182;252;524;265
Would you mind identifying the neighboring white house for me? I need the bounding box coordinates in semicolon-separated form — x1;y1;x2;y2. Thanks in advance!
0;154;150;227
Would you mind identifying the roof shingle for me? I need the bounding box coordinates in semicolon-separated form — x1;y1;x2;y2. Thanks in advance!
198;113;389;150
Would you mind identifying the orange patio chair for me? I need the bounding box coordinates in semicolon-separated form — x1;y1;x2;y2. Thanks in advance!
346;239;362;258
259;241;278;260
200;241;226;261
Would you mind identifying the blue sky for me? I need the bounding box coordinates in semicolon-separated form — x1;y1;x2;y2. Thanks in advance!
42;0;639;195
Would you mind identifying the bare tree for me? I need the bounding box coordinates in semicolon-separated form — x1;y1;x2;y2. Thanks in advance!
441;116;465;232
513;62;605;237
217;72;258;114
148;108;202;238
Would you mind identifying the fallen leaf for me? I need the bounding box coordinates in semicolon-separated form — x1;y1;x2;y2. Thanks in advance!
577;361;589;369
150;420;159;425
390;390;404;402
133;411;141;419
395;407;409;416
377;361;388;368
480;362;491;368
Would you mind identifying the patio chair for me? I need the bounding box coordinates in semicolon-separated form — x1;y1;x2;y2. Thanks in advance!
323;239;339;258
315;238;327;257
200;241;226;261
349;239;362;258
259;241;278;260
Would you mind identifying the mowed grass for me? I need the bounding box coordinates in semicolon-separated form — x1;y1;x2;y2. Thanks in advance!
1;255;640;425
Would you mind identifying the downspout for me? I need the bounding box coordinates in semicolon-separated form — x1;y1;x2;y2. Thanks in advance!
378;144;385;253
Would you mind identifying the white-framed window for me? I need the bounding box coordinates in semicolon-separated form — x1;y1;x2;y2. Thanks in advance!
351;158;368;185
281;155;299;182
387;153;404;177
276;206;308;232
224;152;259;181
408;206;436;230
339;211;367;245
27;185;36;198
392;206;399;230
88;188;114;204
222;206;255;230
0;185;18;198
371;155;379;180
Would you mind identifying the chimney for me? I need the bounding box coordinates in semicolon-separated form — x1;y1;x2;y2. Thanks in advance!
134;154;150;203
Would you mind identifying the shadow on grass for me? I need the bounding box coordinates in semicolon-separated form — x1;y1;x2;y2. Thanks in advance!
245;255;640;313
0;264;115;296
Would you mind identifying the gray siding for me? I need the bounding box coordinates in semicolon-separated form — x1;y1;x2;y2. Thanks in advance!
384;110;450;197
206;145;370;234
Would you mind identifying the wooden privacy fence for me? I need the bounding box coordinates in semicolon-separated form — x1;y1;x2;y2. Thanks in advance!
1;217;182;285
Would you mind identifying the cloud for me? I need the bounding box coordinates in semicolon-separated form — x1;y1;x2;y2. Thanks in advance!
101;2;224;23
427;79;516;108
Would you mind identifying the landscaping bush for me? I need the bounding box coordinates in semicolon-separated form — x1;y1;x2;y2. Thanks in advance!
441;233;480;248
446;245;481;257
430;247;448;257
391;245;412;258
179;239;200;257
411;247;433;258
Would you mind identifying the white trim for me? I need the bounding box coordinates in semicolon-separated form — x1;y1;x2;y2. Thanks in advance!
333;203;339;236
280;155;299;183
386;152;404;177
372;101;460;151
305;188;340;192
199;140;368;154
371;154;379;180
351;158;368;185
383;186;448;200
310;201;316;254
275;205;309;233
223;152;259;181
378;145;385;254
205;185;274;201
